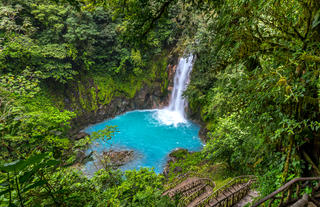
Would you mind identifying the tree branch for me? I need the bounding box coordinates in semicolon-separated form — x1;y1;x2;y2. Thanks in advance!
142;0;174;37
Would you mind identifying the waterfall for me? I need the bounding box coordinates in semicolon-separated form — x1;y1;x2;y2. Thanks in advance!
168;55;194;116
156;54;194;126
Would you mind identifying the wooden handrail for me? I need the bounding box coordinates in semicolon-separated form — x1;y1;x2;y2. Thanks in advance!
213;180;253;206
208;175;255;198
252;177;320;207
197;175;256;206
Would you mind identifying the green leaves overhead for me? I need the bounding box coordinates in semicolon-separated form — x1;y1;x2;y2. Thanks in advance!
0;153;61;206
0;153;52;173
183;0;320;194
90;125;118;143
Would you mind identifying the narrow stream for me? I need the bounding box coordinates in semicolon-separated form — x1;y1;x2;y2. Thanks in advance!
83;54;202;174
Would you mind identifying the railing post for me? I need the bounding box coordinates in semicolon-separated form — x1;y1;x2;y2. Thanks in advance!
232;192;234;206
268;197;275;207
296;184;300;198
285;184;293;204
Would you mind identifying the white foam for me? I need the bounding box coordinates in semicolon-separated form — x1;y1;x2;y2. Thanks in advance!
155;109;187;127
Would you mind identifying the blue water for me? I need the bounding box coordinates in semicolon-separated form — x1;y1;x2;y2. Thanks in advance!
83;109;203;174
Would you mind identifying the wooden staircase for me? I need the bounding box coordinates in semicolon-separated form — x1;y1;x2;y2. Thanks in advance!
196;176;256;207
163;175;256;207
165;176;320;206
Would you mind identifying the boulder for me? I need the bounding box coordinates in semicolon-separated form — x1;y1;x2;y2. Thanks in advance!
74;132;89;140
103;149;135;167
75;150;93;164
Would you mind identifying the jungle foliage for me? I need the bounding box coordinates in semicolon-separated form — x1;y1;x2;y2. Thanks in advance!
97;0;320;197
0;0;177;205
1;0;320;206
184;0;320;195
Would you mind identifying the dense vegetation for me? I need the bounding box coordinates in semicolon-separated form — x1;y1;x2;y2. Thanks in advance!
1;0;319;206
0;0;177;205
185;0;320;195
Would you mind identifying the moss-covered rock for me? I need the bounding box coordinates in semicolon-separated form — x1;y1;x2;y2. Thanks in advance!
50;48;179;134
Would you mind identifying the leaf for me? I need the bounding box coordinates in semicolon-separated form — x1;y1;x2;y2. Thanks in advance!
19;170;35;184
24;153;49;166
0;189;10;196
0;153;48;173
21;180;46;193
30;159;60;173
312;10;320;29
0;180;9;187
0;160;26;172
44;159;60;167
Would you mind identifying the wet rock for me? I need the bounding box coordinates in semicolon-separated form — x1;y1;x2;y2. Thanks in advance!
163;165;170;177
76;151;93;164
70;83;168;135
167;64;177;88
198;127;209;142
152;83;163;97
74;132;89;140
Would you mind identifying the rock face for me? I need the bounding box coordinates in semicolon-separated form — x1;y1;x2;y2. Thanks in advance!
62;51;181;135
68;83;170;135
198;126;210;142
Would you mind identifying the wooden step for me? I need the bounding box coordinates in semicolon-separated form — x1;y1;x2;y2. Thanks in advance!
187;185;213;207
207;183;247;207
233;190;259;207
181;183;207;197
163;177;206;198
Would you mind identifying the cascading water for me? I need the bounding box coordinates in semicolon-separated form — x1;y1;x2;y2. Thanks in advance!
83;53;201;175
156;54;194;126
169;54;194;115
